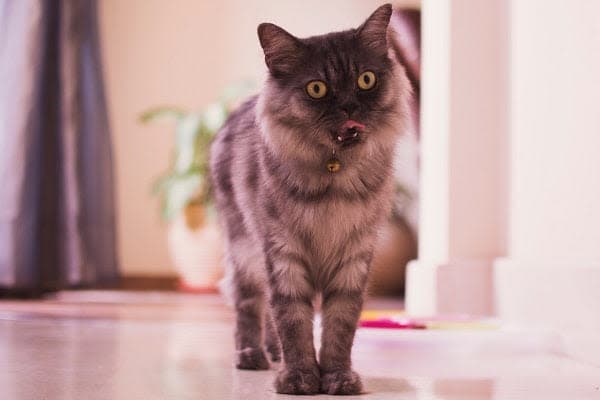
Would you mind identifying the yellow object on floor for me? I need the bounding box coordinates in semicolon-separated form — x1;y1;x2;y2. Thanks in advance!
360;309;500;330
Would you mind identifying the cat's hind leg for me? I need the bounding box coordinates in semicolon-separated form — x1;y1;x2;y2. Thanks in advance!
264;309;281;363
228;240;270;370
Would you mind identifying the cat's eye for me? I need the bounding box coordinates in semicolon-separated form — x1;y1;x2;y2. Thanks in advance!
357;71;376;90
306;80;327;99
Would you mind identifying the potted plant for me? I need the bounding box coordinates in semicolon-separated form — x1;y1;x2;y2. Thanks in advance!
140;82;254;291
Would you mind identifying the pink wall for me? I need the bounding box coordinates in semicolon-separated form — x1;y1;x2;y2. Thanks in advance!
448;0;508;260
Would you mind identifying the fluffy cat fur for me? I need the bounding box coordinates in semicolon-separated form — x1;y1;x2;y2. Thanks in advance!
210;4;410;395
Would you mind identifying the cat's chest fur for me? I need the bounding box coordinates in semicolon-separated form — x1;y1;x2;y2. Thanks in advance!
271;170;393;268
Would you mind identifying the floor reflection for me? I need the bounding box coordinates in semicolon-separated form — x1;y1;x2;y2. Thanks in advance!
0;292;598;400
433;379;494;400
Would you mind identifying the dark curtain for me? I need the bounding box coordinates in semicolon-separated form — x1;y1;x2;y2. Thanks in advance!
0;0;119;296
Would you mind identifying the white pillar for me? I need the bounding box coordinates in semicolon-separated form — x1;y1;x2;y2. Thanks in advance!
494;0;600;364
406;0;509;316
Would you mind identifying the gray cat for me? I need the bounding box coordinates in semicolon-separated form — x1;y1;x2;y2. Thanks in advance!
210;4;410;395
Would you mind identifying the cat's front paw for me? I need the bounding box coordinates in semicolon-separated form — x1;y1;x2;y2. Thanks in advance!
320;369;363;395
236;347;270;370
275;366;320;395
266;343;281;363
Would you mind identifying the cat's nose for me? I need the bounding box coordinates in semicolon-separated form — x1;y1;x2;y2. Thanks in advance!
340;102;359;116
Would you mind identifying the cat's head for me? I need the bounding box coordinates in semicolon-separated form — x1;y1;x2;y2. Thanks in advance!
256;4;409;166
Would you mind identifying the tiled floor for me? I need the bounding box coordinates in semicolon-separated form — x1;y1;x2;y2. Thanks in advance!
0;291;598;399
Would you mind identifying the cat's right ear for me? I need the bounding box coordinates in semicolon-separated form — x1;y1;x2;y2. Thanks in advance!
257;23;303;77
356;4;393;55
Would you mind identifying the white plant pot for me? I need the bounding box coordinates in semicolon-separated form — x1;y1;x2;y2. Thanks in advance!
167;206;223;291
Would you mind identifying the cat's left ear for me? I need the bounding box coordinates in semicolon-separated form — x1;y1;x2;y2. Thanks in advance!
258;23;304;77
356;4;393;54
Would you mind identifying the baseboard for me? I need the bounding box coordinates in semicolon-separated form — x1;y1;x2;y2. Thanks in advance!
111;275;180;291
494;258;600;365
405;259;495;317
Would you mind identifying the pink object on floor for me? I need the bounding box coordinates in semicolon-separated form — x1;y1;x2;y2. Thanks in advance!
359;318;426;329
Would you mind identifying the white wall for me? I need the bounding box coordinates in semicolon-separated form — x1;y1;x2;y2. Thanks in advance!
509;0;600;266
99;0;420;276
494;0;600;364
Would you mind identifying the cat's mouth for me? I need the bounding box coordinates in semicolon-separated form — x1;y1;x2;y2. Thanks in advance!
331;120;366;148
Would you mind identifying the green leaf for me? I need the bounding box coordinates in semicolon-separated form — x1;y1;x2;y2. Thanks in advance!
139;107;187;124
174;113;203;173
202;103;227;133
163;174;203;220
143;79;258;220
